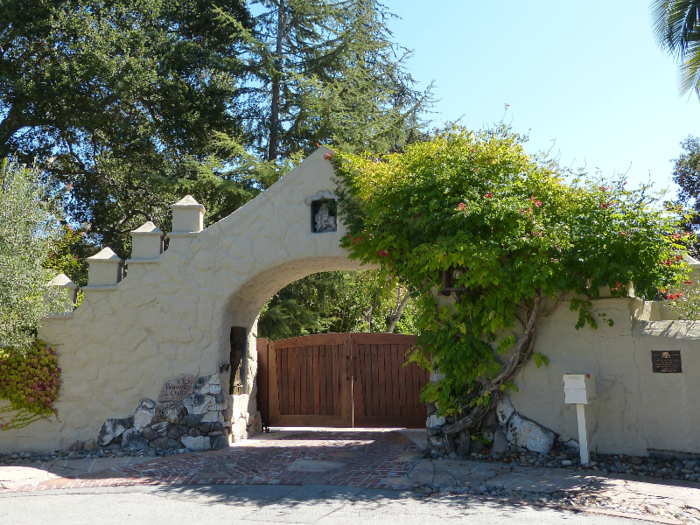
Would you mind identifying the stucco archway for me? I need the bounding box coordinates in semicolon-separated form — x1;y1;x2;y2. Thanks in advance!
0;147;368;453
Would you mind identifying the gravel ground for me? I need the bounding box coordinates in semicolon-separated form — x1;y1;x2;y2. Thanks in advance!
423;447;700;523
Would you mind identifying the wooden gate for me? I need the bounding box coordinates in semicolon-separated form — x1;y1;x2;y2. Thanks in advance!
257;333;429;428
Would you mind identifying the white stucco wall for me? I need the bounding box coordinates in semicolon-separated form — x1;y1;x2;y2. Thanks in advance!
3;147;700;457
0;147;365;452
510;297;700;456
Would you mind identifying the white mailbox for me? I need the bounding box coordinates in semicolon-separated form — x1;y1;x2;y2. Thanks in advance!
563;374;596;405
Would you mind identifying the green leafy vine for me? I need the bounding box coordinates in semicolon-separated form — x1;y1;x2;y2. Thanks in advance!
0;339;62;430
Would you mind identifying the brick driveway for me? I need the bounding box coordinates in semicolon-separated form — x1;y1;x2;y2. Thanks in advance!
1;430;426;494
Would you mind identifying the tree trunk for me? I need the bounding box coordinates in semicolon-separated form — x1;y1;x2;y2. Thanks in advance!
386;286;410;333
268;0;285;162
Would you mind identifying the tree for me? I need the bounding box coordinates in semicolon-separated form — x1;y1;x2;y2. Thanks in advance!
0;161;66;351
333;126;688;437
671;135;700;212
245;0;431;162
258;269;418;340
652;0;700;97
0;0;258;256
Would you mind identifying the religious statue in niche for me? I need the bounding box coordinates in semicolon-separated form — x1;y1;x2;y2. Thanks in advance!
313;201;337;233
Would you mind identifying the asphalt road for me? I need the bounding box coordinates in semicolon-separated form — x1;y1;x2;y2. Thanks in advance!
1;485;649;524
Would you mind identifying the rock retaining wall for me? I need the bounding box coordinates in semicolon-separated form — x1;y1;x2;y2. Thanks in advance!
71;374;263;454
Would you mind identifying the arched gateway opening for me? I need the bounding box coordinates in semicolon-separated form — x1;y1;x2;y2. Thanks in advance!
0;147;426;454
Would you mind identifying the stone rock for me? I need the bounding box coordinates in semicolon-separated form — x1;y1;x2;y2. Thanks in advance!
98;417;133;446
426;414;446;429
427;428;441;436
183;394;215;415
151;421;170;436
141;427;158;441
199;422;211;434
84;438;100;451
496;396;515;425
561;459;573;467
193;374;221;395
160;403;187;424
133;398;158;429
183;414;203;428
121;428;149;453
491;426;509;455
68;440;85;452
248;411;263;436
211;422;224;432
211;435;228;450
167;424;187;440
231;417;248;442
202;410;222;423
165;438;182;449
562;438;580;451
188;428;201;437
181;435;211;451
151;436;169;449
426;402;438;416
504;413;556;454
158;374;196;403
232;394;250;412
428;435;446;452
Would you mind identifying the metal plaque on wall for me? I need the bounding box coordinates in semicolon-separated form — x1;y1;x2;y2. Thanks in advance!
651;351;682;373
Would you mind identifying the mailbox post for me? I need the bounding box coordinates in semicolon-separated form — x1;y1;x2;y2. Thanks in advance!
563;374;596;465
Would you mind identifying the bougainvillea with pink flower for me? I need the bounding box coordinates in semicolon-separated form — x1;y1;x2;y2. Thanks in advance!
332;125;690;437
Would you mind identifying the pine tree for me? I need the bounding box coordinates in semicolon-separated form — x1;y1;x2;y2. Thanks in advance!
246;0;431;162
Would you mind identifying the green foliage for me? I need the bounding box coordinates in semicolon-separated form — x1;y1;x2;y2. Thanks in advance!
652;0;700;98
334;126;687;418
671;135;700;228
258;269;418;340
44;225;97;287
0;340;61;430
0;161;66;351
0;0;261;256
246;0;431;161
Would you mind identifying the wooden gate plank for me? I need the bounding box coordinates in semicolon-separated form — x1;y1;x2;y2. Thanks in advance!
403;344;415;417
300;346;308;415
267;333;424;428
371;344;380;416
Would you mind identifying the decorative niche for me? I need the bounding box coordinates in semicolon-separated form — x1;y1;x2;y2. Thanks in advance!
305;190;338;233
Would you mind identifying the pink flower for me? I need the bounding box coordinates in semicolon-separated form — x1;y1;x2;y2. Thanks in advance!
457;203;465;211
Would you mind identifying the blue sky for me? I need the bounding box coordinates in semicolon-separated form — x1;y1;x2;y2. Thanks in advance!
381;0;700;194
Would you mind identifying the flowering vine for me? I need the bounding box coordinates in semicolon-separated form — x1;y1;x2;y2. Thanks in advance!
0;340;61;430
333;125;688;439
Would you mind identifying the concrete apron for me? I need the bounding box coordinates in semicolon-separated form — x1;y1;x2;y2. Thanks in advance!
2;428;700;524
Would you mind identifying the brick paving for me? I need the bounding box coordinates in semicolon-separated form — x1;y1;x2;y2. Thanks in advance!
0;431;425;494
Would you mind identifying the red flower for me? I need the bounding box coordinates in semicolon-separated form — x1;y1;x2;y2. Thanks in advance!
599;186;607;191
534;200;542;207
323;152;335;160
457;203;465;211
615;282;622;288
377;250;389;257
676;255;683;261
485;192;493;198
685;280;693;285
